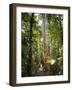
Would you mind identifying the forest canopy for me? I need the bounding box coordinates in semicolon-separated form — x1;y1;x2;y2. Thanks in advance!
21;13;63;77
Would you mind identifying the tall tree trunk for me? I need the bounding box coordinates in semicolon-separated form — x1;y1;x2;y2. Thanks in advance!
58;15;63;57
43;14;46;47
59;15;63;46
41;14;48;70
27;13;34;76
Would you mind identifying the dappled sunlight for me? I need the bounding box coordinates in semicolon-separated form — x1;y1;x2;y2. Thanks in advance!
49;59;56;65
21;13;63;77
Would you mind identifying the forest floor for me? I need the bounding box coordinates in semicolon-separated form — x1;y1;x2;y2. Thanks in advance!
36;70;50;76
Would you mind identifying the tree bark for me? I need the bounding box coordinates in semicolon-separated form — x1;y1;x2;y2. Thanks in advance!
27;13;34;76
41;14;49;71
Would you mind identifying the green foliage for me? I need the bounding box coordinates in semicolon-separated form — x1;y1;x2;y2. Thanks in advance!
21;13;63;77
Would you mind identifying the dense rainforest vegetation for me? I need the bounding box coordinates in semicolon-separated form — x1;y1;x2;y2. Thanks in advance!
21;13;63;77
